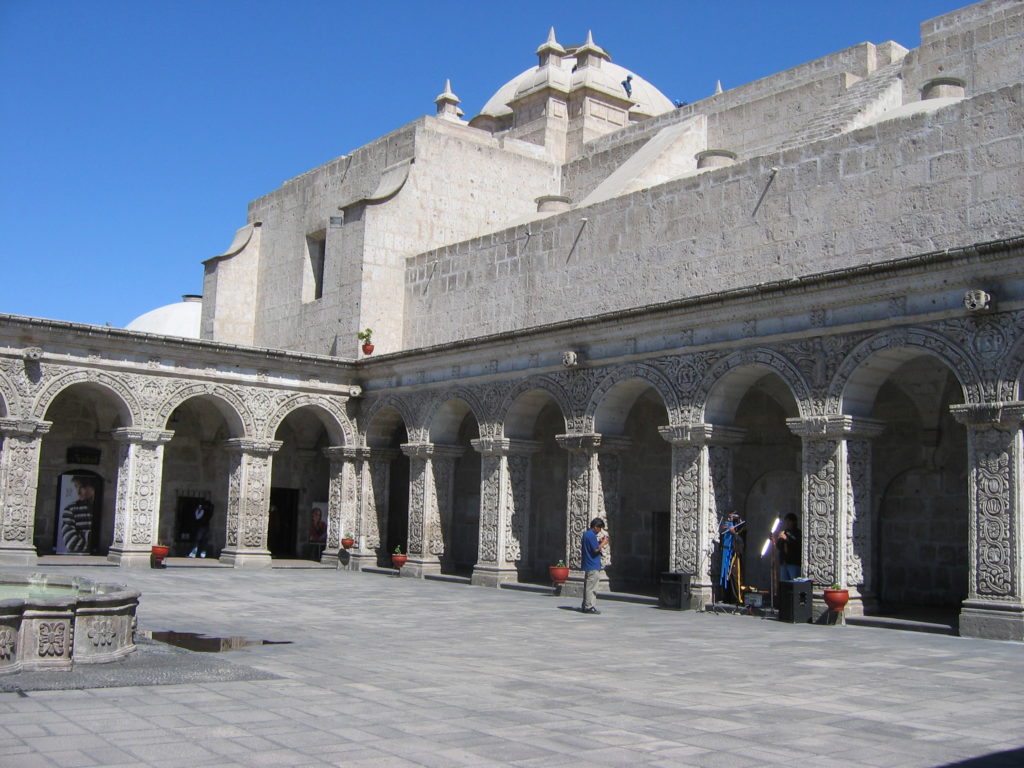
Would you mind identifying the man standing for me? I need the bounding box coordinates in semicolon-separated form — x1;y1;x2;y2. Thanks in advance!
775;513;802;581
580;517;609;614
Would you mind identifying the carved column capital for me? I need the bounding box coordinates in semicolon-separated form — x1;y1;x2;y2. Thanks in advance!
786;415;887;440
400;442;465;460
223;438;283;457
470;437;542;457
555;433;631;454
951;402;1024;429
0;418;51;438
659;423;745;446
110;428;174;446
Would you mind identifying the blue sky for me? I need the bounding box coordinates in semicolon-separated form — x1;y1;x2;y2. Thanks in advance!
0;0;967;329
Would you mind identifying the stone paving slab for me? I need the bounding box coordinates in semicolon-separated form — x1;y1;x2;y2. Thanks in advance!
0;565;1022;767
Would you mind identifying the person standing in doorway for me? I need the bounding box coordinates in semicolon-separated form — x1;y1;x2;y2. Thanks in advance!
580;517;609;614
189;502;212;558
775;512;802;581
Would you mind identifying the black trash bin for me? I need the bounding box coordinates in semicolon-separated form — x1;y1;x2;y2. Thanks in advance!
778;579;813;623
659;572;692;610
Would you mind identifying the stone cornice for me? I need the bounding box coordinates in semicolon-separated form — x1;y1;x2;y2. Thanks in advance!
400;442;466;460
785;415;887;440
470;438;542;456
110;428;174;446
0;418;51;438
951;402;1024;428
555;433;632;454
223;438;283;456
659;424;746;446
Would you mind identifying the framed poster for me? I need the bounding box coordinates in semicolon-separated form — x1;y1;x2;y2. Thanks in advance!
54;472;102;555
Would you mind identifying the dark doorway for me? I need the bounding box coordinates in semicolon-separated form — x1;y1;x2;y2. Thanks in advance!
175;496;213;557
268;488;299;558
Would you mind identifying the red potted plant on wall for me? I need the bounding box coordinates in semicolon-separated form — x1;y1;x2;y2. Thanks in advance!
823;584;850;612
549;559;569;586
341;534;355;550
391;545;407;571
358;328;374;355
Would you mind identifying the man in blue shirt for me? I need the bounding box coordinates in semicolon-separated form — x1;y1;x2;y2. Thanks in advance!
581;517;609;614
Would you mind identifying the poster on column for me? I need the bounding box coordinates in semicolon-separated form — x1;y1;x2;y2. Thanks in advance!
309;501;328;544
53;472;102;555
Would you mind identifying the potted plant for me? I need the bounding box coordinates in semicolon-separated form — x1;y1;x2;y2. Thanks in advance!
357;328;374;355
391;544;407;571
151;544;170;569
549;559;569;586
341;534;355;550
822;584;850;612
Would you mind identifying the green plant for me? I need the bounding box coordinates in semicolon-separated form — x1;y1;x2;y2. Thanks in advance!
553;559;566;568
393;544;403;555
357;328;373;343
828;583;844;590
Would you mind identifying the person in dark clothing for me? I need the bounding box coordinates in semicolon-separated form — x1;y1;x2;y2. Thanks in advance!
188;502;212;558
775;512;802;581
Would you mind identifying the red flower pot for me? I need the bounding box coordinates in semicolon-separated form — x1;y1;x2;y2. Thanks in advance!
391;554;407;570
151;545;170;569
362;343;374;355
549;565;569;585
341;538;355;550
823;588;850;612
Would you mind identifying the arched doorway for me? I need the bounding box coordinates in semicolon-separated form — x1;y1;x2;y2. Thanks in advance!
868;356;968;623
36;383;131;556
428;399;480;577
593;379;671;595
160;395;243;558
365;406;409;567
505;390;567;584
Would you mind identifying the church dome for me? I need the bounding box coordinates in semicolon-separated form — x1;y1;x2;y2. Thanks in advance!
475;30;675;122
125;295;202;338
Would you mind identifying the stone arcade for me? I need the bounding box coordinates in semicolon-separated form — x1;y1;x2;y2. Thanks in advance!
2;1;1023;640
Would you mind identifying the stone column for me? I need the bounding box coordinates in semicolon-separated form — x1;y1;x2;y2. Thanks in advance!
470;437;541;587
400;442;464;578
951;402;1024;641
658;423;745;609
351;448;398;570
0;418;51;565
786;415;886;617
107;428;174;566
554;433;630;596
321;446;360;568
219;438;282;569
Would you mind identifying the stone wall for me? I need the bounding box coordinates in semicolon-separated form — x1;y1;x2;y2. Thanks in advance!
403;85;1024;348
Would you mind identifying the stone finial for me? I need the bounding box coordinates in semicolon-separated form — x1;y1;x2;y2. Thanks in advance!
715;79;723;94
435;78;463;121
573;29;610;68
537;26;566;67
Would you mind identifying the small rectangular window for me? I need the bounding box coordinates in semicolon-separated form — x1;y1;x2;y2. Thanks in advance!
304;230;326;302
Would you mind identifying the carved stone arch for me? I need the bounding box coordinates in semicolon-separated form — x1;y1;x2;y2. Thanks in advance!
32;368;139;426
831;328;979;417
0;367;18;417
697;348;810;425
263;394;354;445
424;390;485;445
499;375;572;439
156;382;250;437
361;395;416;448
998;326;1024;402
587;364;677;436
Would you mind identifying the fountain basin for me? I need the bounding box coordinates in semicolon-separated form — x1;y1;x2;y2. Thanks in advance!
0;573;139;674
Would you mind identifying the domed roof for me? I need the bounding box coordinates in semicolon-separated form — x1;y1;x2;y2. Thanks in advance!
125;295;202;338
476;30;674;121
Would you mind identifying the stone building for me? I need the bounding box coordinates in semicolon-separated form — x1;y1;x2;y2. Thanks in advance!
2;0;1023;640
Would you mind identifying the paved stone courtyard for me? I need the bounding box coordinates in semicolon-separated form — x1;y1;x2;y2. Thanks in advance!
1;564;1023;767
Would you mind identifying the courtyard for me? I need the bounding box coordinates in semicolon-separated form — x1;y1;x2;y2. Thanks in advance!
1;564;1023;767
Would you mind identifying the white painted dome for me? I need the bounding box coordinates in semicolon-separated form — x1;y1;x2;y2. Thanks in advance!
125;295;202;338
476;31;675;121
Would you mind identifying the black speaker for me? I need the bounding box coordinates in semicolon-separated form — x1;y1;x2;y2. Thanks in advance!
659;572;692;610
778;579;813;623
